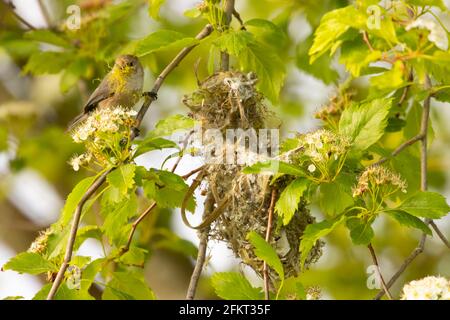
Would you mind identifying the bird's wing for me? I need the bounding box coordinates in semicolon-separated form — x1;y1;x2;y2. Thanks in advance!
83;75;114;113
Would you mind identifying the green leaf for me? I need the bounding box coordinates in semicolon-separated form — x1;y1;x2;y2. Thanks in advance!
0;126;8;151
33;283;94;300
309;5;365;63
102;271;156;300
247;231;284;279
275;178;309;225
2;252;56;275
148;0;166;20
244;18;287;49
339;98;392;151
103;193;138;245
135;137;177;157
143;170;195;212
107;164;136;196
74;225;103;251
145;114;195;139
60;58;90;93
339;40;381;77
213;30;285;102
24;30;71;48
24;51;73;75
300;215;346;267
211;272;263;300
387;210;432;235
135;30;198;57
153;229;198;258
278;277;306;300
318;178;354;217
244;160;306;176
369;61;406;96
396;191;450;219
296;35;338;84
409;0;445;10
118;247;148;267
346;217;374;246
58;176;96;227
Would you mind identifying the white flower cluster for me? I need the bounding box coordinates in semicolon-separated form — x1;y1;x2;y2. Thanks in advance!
401;276;450;300
406;16;448;51
69;106;137;171
71;107;137;143
288;129;351;181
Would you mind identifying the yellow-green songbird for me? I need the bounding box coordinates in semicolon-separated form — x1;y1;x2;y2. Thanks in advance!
68;54;145;130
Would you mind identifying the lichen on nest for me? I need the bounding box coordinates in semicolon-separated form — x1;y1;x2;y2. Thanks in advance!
183;71;323;282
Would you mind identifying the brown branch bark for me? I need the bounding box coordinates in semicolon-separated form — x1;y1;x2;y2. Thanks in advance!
186;194;215;300
374;76;432;300
263;189;276;300
368;243;393;300
46;24;214;300
4;0;36;29
220;0;235;71
46;169;111;300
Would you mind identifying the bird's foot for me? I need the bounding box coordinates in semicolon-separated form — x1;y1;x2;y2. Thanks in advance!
131;126;140;138
143;91;158;100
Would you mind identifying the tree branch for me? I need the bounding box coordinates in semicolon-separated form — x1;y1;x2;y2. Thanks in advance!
368;243;393;300
373;134;424;166
186;193;215;300
47;24;214;300
429;220;450;249
46;169;112;300
263;189;276;300
374;77;432;300
4;0;36;29
220;0;235;71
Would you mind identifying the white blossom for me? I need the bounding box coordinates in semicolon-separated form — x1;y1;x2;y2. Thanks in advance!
406;16;448;50
401;276;450;300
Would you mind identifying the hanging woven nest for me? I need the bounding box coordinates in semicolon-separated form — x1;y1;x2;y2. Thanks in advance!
183;71;323;280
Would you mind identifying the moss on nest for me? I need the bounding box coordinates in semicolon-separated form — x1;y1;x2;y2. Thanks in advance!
183;71;323;282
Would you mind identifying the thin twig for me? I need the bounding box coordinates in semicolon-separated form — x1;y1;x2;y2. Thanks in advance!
170;130;194;173
362;31;374;51
134;24;214;133
46;169;111;300
368;243;393;300
47;24;214;300
429;220;450;249
373;134;424;166
263;189;276;300
37;0;51;27
186;194;215;300
220;0;235;71
4;0;36;29
122;202;157;254
374;77;432;300
182;166;205;180
374;233;427;300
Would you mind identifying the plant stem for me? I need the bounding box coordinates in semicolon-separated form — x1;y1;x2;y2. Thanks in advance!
46;24;214;300
263;189;276;300
220;0;235;71
4;0;36;29
186;194;215;300
368;243;393;300
46;169;112;300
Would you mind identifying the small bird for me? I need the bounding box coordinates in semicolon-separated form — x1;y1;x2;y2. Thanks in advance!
68;54;147;130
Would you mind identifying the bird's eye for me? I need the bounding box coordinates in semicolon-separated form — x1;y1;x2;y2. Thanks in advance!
127;62;134;67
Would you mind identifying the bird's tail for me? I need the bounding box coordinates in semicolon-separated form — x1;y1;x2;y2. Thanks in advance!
66;113;88;133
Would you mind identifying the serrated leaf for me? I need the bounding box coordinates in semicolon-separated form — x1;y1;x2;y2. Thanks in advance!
245;18;287;49
296;35;338;84
2;252;56;275
339;40;381;77
135;30;198;57
60;58;90;93
107;164;136;195
395;191;450;219
346;217;374;245
244;160;306;176
102;271;156;300
211;272;263;300
300;215;346;267
387;210;432;235
309;5;365;63
33;283;94;300
339;98;392;151
275;178;309;225
58;176;96;227
103;193;138;245
247;231;284;279
24;51;73;75
369;61;406;95
24;30;71;48
135;137;177;157
145;114;195;139
318;178;354;217
148;0;166;20
118;247;148;266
